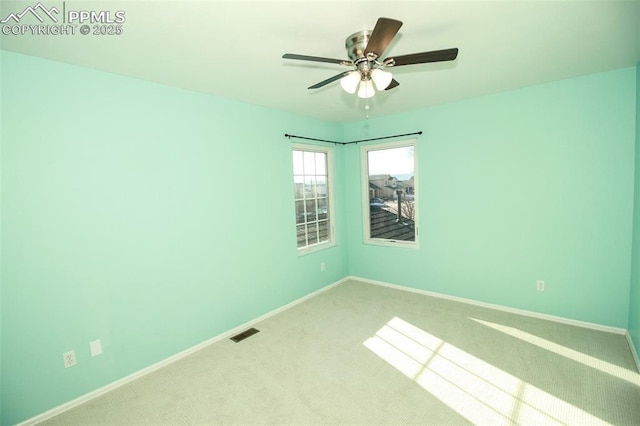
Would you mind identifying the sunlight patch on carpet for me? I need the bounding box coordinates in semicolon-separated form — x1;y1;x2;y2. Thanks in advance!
470;318;640;387
364;317;611;426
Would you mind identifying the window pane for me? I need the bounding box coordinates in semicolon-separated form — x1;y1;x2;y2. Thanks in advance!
294;175;304;199
293;151;304;175
296;224;307;248
365;143;416;243
317;198;327;220
305;176;317;198
303;151;316;175
307;223;318;245
315;153;326;175
295;200;305;224
318;220;329;242
305;199;316;222
316;176;327;197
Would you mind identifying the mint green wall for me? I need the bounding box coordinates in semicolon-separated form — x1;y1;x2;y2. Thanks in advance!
0;52;347;425
630;63;640;359
1;50;638;424
344;68;636;328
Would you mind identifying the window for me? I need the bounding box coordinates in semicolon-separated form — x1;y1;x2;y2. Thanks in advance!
362;140;418;247
293;145;335;253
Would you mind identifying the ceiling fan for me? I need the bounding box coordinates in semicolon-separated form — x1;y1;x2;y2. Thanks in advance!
282;17;459;99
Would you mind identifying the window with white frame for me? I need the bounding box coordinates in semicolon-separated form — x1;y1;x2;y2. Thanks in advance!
362;139;418;247
293;145;335;252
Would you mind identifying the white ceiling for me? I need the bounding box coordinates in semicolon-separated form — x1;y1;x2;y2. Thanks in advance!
1;1;639;122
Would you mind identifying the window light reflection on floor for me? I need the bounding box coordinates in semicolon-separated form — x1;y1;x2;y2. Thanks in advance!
470;318;640;387
363;317;611;426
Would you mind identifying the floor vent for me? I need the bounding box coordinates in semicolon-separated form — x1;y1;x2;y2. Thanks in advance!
230;327;260;343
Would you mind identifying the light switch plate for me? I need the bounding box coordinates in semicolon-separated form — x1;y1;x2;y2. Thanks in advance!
90;339;103;357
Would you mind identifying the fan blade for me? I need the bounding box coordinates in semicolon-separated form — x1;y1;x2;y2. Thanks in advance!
308;71;353;89
365;17;403;58
385;79;400;90
389;48;459;67
283;53;351;66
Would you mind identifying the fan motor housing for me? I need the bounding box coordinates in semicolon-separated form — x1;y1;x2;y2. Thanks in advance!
345;30;372;62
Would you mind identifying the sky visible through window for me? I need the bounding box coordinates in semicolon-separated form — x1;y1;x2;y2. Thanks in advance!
368;146;414;180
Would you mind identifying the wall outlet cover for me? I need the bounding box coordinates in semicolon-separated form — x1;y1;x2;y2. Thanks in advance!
63;350;76;368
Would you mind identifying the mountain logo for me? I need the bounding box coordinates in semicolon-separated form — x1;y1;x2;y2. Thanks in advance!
1;2;59;24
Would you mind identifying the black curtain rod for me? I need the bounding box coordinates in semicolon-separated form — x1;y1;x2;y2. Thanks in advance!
284;131;422;146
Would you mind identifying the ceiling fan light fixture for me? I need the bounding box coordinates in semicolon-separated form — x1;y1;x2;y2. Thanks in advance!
357;79;375;99
283;18;459;100
340;71;361;94
371;68;393;91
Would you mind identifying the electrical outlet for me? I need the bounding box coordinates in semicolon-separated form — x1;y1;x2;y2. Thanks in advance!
63;350;76;368
536;280;545;291
320;262;326;272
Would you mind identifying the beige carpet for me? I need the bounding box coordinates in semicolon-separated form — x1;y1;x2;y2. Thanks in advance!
43;279;640;425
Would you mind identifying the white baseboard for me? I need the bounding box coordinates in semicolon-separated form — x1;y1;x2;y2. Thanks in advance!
19;274;632;425
627;332;640;373
349;275;628;335
19;277;349;426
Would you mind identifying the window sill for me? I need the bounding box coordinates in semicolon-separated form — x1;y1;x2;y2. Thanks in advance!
364;238;419;249
297;241;336;256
